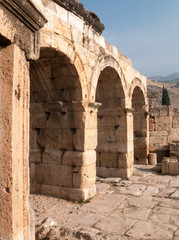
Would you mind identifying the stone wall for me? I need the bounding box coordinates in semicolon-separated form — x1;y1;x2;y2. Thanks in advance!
0;0;149;238
149;97;179;162
28;0;149;200
0;1;46;239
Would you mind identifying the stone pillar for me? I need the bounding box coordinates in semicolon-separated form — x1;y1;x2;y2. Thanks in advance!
96;108;133;179
30;101;98;201
134;110;149;164
124;109;134;177
0;44;30;240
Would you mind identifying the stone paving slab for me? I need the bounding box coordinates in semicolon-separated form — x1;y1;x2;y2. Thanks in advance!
127;183;147;191
80;194;126;213
125;220;177;240
143;186;159;196
127;195;156;209
170;189;179;199
170;178;179;188
94;216;137;235
31;165;179;240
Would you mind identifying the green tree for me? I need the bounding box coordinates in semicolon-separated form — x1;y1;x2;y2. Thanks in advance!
162;86;170;106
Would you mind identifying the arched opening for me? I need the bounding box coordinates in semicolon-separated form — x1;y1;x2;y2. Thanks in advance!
132;86;148;164
29;48;83;197
96;67;127;177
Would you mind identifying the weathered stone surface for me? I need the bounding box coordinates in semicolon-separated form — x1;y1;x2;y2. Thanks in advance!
30;165;179;240
127;196;156;209
126;220;176;239
94;216;136;235
96;183;110;193
36;164;73;187
102;178;121;183
1;0;150;237
62;150;96;166
170;178;179;188
30;149;42;163
127;183;147;192
42;149;64;164
143;186;159;196
170;190;179;199
53;0;105;34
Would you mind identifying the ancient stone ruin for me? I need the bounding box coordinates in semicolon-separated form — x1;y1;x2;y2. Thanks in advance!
0;0;178;239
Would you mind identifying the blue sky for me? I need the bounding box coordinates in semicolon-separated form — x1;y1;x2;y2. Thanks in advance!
80;0;179;77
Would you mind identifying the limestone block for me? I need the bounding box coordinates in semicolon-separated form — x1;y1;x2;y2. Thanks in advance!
149;118;155;131
71;27;83;45
98;108;124;118
116;142;128;154
29;149;42;163
62;150;96;167
149;144;159;152
168;130;179;143
96;152;100;167
30;163;37;184
127;140;134;153
169;163;178;175
53;15;71;40
84;111;97;129
115;127;127;142
30;128;40;149
36;163;73;187
118;152;134;169
38;183;96;201
98;127;116;142
68;12;84;32
30;103;44;112
162;157;170;174
47;111;84;129
56;4;68;22
99;152;118;168
42;149;63;164
46;112;69;129
170;144;175;152
73;171;96;189
37;128;74;150
155;116;172;131
173;117;179;128
30;112;47;128
73;164;96;189
149;131;168;145
134;138;148;158
96;35;106;48
74;129;97;151
96;167;132;179
148;153;157;165
96;142;110;153
109;142;125;153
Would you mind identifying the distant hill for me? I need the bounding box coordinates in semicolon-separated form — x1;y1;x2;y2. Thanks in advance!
147;78;179;107
148;72;179;83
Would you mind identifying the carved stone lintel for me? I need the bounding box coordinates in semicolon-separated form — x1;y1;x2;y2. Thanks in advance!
0;0;47;59
0;0;47;31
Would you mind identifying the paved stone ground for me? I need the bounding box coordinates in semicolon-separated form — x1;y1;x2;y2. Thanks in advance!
31;165;179;240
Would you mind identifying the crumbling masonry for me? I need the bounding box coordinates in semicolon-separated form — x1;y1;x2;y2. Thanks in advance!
0;0;149;239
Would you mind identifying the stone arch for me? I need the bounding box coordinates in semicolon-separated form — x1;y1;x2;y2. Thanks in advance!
90;55;127;103
129;78;148;110
40;33;88;100
131;82;149;164
29;47;88;199
95;65;128;178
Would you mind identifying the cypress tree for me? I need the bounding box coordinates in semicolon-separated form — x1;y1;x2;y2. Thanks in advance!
162;86;170;106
